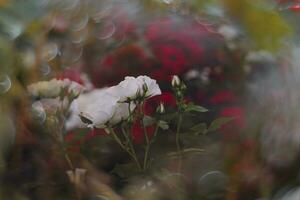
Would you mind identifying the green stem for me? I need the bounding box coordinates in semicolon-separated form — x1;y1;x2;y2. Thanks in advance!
121;125;140;165
176;113;183;171
147;123;160;168
150;123;160;144
142;123;150;170
109;128;142;171
127;102;133;122
139;102;151;170
64;151;74;170
50;129;74;171
143;142;150;170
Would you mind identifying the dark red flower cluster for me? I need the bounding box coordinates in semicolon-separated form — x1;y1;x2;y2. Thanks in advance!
145;17;208;81
91;16;225;86
91;44;149;87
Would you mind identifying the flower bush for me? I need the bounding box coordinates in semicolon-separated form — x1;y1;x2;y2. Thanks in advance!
1;0;299;199
24;74;233;199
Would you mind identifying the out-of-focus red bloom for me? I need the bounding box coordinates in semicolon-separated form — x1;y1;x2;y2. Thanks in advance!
92;44;148;87
277;0;300;12
195;91;206;104
220;106;245;129
240;138;257;150
277;0;300;4
159;92;177;106
65;129;107;152
209;90;238;105
231;158;263;187
149;68;168;81
290;4;300;12
85;129;107;140
145;17;206;80
217;106;246;140
64;132;82;152
131;121;155;144
57;68;84;85
145;18;173;41
144;92;177;115
152;44;188;75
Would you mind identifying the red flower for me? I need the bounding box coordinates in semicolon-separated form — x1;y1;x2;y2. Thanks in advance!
65;129;107;152
152;44;188;75
57;68;84;85
145;17;205;79
64;132;82;152
144;92;177;115
131;121;155;144
220;106;246;129
145;18;173;41
92;44;148;87
149;68;169;81
290;4;300;12
209;90;238;105
213;106;247;140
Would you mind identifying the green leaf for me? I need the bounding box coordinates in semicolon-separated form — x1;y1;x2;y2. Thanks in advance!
158;120;169;130
185;103;208;113
143;115;155;126
190;123;207;135
182;148;205;154
166;148;205;158
208;117;234;132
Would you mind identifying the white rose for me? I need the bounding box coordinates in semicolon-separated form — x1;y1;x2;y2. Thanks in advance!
66;75;161;130
27;78;84;98
113;76;161;102
136;75;161;98
66;88;135;130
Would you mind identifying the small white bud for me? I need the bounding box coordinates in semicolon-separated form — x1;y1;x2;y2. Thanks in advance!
156;102;165;114
142;83;148;94
171;75;181;87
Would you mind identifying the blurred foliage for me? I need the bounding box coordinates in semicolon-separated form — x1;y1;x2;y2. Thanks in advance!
141;0;292;51
223;0;291;51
